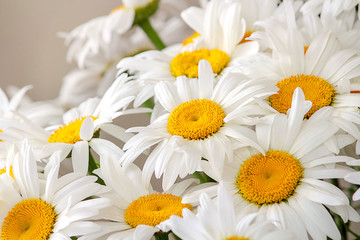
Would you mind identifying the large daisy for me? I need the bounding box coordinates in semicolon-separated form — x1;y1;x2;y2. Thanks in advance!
86;152;206;240
118;0;260;107
121;60;277;190
185;88;360;240
0;140;110;239
169;182;295;240
239;6;360;153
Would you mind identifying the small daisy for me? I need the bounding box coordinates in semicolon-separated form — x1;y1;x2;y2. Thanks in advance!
121;60;277;190
118;0;260;107
185;88;360;240
0;140;110;239
62;0;192;69
62;0;157;68
86;152;204;240
169;182;295;240
0;85;62;127
0;74;144;175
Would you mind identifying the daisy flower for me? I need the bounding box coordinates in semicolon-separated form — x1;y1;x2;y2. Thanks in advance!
86;152;205;240
121;60;277;190
0;140;110;239
118;0;260;107
62;0;192;69
239;4;360;153
169;182;295;240
185;88;360;240
0;85;62;127
62;0;157;67
0;74;144;175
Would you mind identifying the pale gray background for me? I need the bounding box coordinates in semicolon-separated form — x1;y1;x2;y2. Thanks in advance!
0;0;120;100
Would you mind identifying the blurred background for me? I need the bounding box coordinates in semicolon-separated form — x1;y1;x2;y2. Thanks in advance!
0;0;120;101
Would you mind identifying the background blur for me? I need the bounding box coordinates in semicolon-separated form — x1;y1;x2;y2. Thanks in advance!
0;0;120;100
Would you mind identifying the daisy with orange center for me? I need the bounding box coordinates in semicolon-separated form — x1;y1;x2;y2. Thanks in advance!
120;60;277;190
85;152;202;240
242;1;360;153
168;183;295;240
0;141;110;240
184;88;360;240
0;74;143;176
118;0;261;108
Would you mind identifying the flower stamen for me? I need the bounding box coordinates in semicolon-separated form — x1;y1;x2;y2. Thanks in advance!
236;150;303;206
170;49;230;78
124;193;192;228
167;99;225;140
269;74;335;118
1;199;57;240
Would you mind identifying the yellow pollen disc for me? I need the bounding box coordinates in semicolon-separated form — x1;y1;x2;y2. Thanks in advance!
110;5;126;13
170;48;230;78
167;99;225;140
236;150;303;206
0;129;3;142
239;30;254;44
1;199;57;240
182;32;200;46
226;237;250;240
0;166;14;179
47;116;97;144
124;193;192;228
269;74;335;118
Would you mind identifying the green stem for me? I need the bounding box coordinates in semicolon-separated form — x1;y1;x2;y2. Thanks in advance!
192;171;216;184
88;151;105;185
172;233;182;240
154;232;169;240
345;223;360;239
138;19;166;50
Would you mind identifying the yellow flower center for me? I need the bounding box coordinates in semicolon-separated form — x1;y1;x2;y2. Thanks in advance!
47;116;97;144
1;199;57;240
236;150;303;206
269;74;335;118
182;32;200;46
124;193;192;228
0;166;14;179
239;30;253;44
167;99;225;140
226;237;250;240
170;48;230;78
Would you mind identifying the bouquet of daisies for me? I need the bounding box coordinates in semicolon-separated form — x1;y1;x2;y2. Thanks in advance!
1;0;360;239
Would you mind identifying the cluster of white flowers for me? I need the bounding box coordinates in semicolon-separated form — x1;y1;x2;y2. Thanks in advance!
1;0;360;239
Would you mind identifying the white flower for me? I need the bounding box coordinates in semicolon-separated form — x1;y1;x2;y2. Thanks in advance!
121;60;277;190
0;74;144;175
118;0;259;107
301;0;359;17
239;6;360;153
184;88;360;240
169;182;295;240
344;159;360;201
0;140;110;239
85;152;205;240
